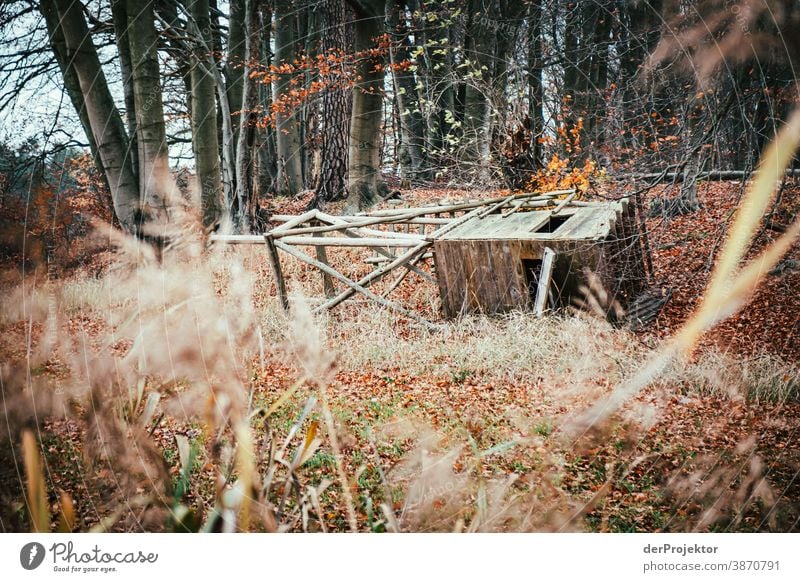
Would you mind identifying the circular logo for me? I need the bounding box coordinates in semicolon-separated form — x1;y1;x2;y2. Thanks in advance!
20;542;46;570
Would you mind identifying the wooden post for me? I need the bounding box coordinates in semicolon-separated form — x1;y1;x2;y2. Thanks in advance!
264;233;289;311
534;247;556;317
312;220;336;298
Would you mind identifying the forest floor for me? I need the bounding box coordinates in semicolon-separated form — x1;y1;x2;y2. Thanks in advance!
1;179;799;532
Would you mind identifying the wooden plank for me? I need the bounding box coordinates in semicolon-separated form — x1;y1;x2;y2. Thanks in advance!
426;203;495;241
534;247;556;317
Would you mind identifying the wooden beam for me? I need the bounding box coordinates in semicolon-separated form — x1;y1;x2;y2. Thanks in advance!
477;193;518;219
270;211;422;238
272;215;451;225
501;199;527;218
359;189;576;218
551;192;578;215
271;209;319;232
279;236;422;248
365;253;432;264
274;241;438;330
211;234;266;244
534;247;556;317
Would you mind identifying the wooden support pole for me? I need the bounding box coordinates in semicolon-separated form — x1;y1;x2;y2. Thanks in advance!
264;234;289;312
534;247;556;317
501;199;527;218
381;252;424;298
270;211;422;238
362;189;576;218
272;215;451;225
312;220;336;298
274;241;438;330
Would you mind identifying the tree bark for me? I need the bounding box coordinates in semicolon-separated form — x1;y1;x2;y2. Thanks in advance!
226;0;245;149
388;0;425;182
312;0;353;206
527;0;543;168
461;0;495;181
110;0;138;187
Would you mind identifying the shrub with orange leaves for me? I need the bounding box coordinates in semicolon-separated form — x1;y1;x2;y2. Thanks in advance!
526;119;605;195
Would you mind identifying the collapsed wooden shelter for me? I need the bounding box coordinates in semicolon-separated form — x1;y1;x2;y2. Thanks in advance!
210;190;651;326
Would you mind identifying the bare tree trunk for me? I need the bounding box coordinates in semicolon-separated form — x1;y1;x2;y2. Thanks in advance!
273;0;304;197
461;0;495;181
527;0;543;168
188;0;222;228
126;0;171;223
110;0;138;186
226;0;245;149
344;0;387;212
388;0;425;182
43;0;140;232
234;0;260;229
312;0;353;206
257;3;277;203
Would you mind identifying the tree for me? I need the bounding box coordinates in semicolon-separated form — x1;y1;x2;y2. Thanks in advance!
344;0;387;212
187;0;222;228
388;0;426;182
125;0;171;225
312;0;353;206
274;0;304;197
232;0;261;229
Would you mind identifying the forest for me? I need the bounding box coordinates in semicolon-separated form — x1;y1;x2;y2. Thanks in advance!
0;0;799;536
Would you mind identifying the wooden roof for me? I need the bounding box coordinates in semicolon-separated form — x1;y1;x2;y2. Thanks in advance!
437;199;628;242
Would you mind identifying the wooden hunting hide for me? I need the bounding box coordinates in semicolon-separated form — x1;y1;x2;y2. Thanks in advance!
432;199;646;317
